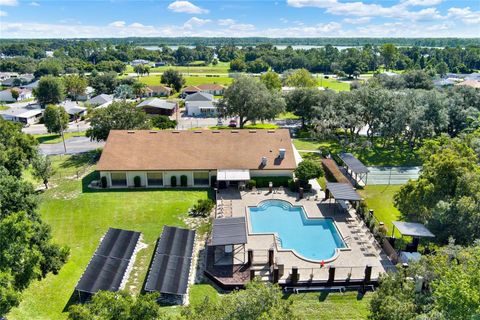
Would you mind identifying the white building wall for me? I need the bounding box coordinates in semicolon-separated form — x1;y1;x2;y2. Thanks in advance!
185;101;218;117
164;171;194;186
126;171;147;187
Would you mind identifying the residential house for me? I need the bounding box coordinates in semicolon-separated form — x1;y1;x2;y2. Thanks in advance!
185;92;217;117
0;88;33;102
0;72;18;81
1;74;35;87
21;80;39;90
86;94;114;108
137;98;177;116
60;101;87;121
77;86;95;101
182;84;225;96
145;85;172;97
1;106;43;125
131;59;153;67
97;129;296;188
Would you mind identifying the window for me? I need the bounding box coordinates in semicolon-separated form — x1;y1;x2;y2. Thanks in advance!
147;172;163;187
110;172;127;187
194;171;209;186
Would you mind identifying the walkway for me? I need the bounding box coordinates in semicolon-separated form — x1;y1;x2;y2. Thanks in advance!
292;144;322;193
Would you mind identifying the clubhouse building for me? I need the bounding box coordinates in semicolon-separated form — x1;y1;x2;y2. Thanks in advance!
97;129;296;188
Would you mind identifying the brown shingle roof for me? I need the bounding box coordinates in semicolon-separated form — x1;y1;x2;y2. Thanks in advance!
182;86;200;93
197;84;225;91
146;85;172;93
97;129;296;171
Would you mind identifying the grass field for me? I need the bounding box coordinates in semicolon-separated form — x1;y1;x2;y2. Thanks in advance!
34;131;86;144
317;77;351;91
9;154;211;320
277;111;300;120
359;185;403;237
126;61;230;74
285;291;371;319
137;74;233;87
293;138;421;167
0;104;9;111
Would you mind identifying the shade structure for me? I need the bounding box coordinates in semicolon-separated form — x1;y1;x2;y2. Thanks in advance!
325;182;363;201
211;217;247;246
144;226;196;296
392;221;435;238
216;169;251;181
339;153;369;174
75;228;141;295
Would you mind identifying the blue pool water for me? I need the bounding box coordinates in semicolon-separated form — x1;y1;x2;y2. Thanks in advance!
249;200;346;261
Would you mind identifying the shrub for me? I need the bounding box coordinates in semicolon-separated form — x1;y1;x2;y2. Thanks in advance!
295;160;324;182
246;179;256;189
190;199;215;217
321;159;350;184
171;175;177;187
100;176;107;188
251;176;290;188
180;175;188;187
133;176;141;187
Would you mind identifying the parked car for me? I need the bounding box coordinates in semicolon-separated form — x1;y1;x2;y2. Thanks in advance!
228;119;237;127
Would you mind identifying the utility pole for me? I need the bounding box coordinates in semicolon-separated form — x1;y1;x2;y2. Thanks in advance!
58;109;67;154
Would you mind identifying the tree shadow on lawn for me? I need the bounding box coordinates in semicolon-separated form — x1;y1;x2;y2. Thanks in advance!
61;149;102;169
36;134;62;144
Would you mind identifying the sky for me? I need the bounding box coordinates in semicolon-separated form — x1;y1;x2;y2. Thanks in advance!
0;0;479;38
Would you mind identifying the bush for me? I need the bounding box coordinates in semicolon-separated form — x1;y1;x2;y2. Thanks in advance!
100;176;107;188
171;175;177;187
133;176;141;187
180;175;188;187
321;159;350;184
251;176;290;188
295;160;323;182
246;179;256;189
190;199;215;217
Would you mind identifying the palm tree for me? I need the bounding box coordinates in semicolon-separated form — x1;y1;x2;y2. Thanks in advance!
132;82;147;100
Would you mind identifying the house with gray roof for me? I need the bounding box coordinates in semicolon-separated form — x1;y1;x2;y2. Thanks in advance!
1;105;43;125
137;98;177;116
86;94;114;108
185;92;217;117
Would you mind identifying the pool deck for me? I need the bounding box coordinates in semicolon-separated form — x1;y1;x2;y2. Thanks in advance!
214;187;395;284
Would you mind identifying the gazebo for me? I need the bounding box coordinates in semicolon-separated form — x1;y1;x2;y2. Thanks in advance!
210;217;248;265
338;153;369;186
392;221;435;252
325;182;363;211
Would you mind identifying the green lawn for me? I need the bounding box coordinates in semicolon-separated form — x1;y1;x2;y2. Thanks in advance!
126;62;230;74
9;154;211;320
136;74;233;87
359;185;403;237
34;131;86;144
277;112;300;120
317;77;351;91
0;104;9;111
286;291;372;319
293;138;421;166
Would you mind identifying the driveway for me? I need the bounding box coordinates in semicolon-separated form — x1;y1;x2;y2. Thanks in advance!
39;137;105;155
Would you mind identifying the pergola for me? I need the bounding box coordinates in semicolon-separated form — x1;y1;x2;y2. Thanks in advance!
338;153;369;186
211;217;248;265
392;221;435;252
325;182;363;211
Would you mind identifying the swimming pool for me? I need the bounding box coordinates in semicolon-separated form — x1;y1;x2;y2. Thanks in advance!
248;200;346;262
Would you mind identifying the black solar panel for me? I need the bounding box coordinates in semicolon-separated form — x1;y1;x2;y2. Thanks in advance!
75;228;141;295
145;226;196;296
95;228;140;260
76;255;130;294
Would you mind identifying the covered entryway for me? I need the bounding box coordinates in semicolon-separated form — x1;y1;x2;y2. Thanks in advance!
216;169;250;189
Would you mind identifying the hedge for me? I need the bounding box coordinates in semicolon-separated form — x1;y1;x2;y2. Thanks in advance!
321;159;350;184
180;175;188;187
251;176;290;188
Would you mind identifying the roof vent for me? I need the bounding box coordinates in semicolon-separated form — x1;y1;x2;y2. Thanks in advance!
127;131;135;134
212;130;220;133
267;130;276;133
172;130;180;133
194;131;202;133
149;131;158;134
261;156;267;166
279;148;286;159
231;130;239;133
249;130;257;133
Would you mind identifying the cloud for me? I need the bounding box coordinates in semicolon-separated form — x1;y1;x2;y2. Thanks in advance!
229;23;255;31
402;0;443;6
29;1;40;6
129;22;147;28
286;0;444;21
448;7;480;25
279;18;289;23
183;17;211;28
108;20;126;27
167;1;208;14
0;9;7;16
343;17;371;24
218;18;235;26
0;0;17;6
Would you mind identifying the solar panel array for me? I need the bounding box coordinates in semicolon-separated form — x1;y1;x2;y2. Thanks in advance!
76;228;140;294
144;226;196;296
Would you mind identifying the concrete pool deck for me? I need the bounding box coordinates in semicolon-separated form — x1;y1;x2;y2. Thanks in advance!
216;188;395;283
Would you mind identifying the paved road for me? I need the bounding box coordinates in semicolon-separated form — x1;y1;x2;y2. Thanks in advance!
23;121;90;135
39;137;104;155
